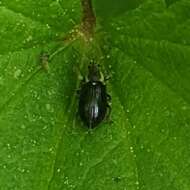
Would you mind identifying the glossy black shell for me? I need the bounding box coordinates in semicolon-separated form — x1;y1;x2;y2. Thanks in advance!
79;81;107;128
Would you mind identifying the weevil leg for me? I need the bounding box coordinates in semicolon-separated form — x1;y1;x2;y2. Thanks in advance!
73;109;81;129
106;104;111;118
106;95;112;121
100;70;112;84
107;94;111;102
99;70;104;83
105;73;112;82
73;66;86;98
87;121;95;134
76;89;80;96
89;122;93;130
73;66;85;96
105;104;113;124
73;66;84;81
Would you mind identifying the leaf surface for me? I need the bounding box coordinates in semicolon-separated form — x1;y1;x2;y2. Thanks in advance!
0;0;190;190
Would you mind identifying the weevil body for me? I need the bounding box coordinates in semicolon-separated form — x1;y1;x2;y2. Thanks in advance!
79;62;110;128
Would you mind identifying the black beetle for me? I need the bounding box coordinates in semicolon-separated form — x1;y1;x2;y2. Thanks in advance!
78;62;111;129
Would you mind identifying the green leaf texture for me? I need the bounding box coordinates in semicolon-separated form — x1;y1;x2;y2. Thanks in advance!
0;0;190;190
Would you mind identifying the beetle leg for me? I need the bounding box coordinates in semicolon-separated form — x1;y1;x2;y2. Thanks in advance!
76;79;86;96
76;78;85;95
88;121;93;130
106;104;111;118
73;66;84;81
76;89;80;96
105;104;113;124
107;94;111;102
99;70;104;82
105;73;112;82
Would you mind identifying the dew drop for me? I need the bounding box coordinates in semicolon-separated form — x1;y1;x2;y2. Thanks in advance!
46;104;51;111
147;148;151;152
26;35;33;42
112;159;118;165
6;143;11;150
49;147;54;153
130;146;134;153
57;168;61;173
51;119;55;125
31;139;37;146
47;90;52;96
21;168;25;173
135;181;139;185
43;125;48;130
76;152;80;156
64;177;69;185
106;54;110;59
161;128;165;133
46;24;50;29
159;172;163;177
181;105;187;110
14;69;22;79
21;124;26;129
18;167;25;173
146;112;150;116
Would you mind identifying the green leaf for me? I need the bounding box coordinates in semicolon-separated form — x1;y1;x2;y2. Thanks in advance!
93;0;145;20
165;0;180;7
104;0;190;189
0;0;190;190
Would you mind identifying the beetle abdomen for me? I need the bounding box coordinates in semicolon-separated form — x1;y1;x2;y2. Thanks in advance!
79;81;107;128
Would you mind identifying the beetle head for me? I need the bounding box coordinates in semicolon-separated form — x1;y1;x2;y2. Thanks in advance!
88;61;101;81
